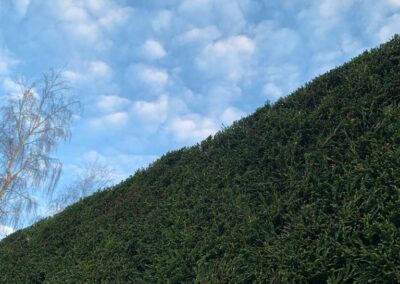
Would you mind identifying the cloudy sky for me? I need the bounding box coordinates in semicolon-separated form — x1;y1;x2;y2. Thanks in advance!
0;0;399;234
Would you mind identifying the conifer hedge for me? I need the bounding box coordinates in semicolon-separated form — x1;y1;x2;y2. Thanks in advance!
1;37;400;283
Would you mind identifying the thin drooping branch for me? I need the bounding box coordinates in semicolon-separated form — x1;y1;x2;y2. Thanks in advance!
49;158;115;214
0;71;80;226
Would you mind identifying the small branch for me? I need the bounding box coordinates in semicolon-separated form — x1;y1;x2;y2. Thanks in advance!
320;121;343;148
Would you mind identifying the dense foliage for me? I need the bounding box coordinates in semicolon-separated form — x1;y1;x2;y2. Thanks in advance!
1;37;400;283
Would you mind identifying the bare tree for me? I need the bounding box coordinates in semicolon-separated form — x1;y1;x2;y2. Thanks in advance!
0;71;79;225
49;158;115;214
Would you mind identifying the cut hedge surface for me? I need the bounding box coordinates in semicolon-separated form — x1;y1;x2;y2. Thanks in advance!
1;37;400;283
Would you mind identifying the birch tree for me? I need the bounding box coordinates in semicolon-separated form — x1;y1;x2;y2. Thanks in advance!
49;158;115;214
0;71;79;225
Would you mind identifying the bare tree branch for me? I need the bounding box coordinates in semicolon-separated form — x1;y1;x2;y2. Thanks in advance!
0;70;80;226
49;158;115;214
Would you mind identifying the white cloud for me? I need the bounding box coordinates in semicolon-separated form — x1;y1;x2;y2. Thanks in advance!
102;112;128;124
62;60;112;84
81;150;104;163
388;0;400;6
0;48;17;76
178;0;214;24
354;1;400;45
169;114;218;142
207;83;242;109
297;0;355;35
98;6;132;31
318;0;352;19
152;10;172;32
263;83;283;100
133;95;168;127
340;36;365;56
2;77;20;94
1;77;41;102
377;13;400;42
178;0;248;33
126;64;169;93
311;50;343;74
90;112;129;128
0;77;35;102
178;26;221;44
61;70;83;83
310;34;365;75
196;35;255;82
141;39;166;60
54;0;133;47
179;0;213;14
264;64;301;98
0;225;14;238
140;67;168;91
253;21;300;59
206;35;255;55
14;0;31;18
88;60;111;78
97;95;130;113
220;107;244;126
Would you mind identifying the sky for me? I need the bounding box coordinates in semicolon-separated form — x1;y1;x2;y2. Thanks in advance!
0;0;399;236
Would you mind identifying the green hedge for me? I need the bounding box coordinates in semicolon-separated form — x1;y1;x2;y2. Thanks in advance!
1;36;400;283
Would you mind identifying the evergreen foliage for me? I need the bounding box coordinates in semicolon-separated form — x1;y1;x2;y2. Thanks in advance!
1;36;400;283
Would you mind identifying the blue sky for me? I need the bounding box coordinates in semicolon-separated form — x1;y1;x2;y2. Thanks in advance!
0;0;399;234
